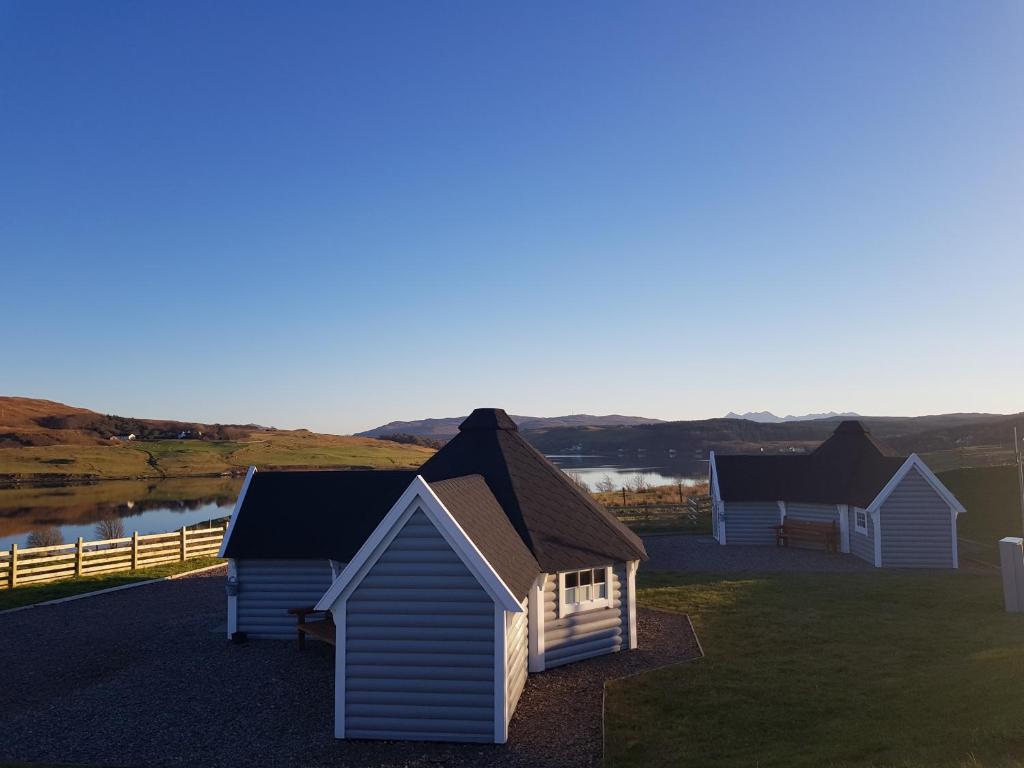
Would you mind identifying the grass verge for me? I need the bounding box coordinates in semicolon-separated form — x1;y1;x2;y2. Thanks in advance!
605;570;1024;768
0;556;224;611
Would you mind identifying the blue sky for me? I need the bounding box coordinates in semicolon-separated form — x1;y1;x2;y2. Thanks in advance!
2;1;1022;434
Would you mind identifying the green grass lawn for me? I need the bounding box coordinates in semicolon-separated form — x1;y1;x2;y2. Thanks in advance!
605;571;1024;768
0;556;223;611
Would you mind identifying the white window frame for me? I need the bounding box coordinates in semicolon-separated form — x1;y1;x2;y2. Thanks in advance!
558;566;612;616
854;507;868;534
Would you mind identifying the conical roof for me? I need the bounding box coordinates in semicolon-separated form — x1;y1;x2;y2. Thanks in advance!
715;420;907;507
419;408;648;572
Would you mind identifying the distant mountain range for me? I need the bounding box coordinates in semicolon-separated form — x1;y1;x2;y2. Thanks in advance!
357;414;664;440
725;411;862;424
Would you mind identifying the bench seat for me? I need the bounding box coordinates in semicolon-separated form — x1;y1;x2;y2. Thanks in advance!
773;519;839;553
287;606;337;648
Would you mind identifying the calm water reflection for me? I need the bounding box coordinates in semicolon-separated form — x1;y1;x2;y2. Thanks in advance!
1;457;705;551
0;476;243;550
546;455;706;491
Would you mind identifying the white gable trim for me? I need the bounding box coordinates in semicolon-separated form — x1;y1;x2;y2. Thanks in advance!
217;465;256;558
315;475;523;613
709;451;722;505
866;454;966;515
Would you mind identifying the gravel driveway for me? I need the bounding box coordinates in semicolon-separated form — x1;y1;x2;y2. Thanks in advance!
643;534;877;572
0;568;700;768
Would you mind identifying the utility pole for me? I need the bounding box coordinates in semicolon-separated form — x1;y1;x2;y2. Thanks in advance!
1016;426;1024;538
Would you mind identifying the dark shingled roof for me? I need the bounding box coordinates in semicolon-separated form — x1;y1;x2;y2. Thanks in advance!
222;470;416;560
714;420;908;508
419;408;648;573
428;474;541;601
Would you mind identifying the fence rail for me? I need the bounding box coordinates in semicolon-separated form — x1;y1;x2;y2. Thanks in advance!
0;524;226;590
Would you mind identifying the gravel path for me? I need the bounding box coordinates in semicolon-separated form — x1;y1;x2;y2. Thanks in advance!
643;534;878;572
0;568;700;768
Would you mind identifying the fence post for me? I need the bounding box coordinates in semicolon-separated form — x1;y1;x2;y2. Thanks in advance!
180;526;188;562
75;537;84;577
131;531;139;571
9;543;16;589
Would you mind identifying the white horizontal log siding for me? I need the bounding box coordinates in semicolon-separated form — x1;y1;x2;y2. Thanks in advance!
723;502;779;545
848;507;875;565
344;509;496;742
235;559;334;639
785;502;838;525
880;467;956;568
542;563;627;669
506;598;528;722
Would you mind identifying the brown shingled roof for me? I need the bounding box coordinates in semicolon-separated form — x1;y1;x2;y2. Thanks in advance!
429;474;540;601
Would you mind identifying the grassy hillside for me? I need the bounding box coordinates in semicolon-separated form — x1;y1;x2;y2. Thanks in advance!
0;396;434;482
526;413;1024;472
939;465;1022;563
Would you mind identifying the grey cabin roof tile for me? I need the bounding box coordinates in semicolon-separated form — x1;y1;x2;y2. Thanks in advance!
715;420;908;508
428;474;540;601
224;408;647;586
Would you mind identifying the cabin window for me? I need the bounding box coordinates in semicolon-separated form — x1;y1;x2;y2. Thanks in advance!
855;508;868;533
559;567;611;615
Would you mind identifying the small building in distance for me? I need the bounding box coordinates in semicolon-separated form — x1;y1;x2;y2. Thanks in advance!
709;420;965;568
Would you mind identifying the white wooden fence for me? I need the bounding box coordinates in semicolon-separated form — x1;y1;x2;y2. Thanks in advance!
0;524;226;589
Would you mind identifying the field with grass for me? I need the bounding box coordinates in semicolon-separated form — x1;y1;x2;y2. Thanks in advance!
592;482;712;535
0;556;223;611
605;571;1024;768
0;430;435;483
939;465;1022;565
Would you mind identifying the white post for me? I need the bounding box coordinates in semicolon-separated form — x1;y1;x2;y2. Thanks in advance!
626;560;639;650
837;505;851;554
999;537;1024;613
527;575;546;672
334;601;347;738
493;605;508;744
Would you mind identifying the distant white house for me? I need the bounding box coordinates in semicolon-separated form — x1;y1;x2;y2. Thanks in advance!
709;421;966;568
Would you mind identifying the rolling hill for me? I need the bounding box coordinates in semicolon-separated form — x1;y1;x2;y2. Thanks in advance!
358;413;664;441
0;397;434;483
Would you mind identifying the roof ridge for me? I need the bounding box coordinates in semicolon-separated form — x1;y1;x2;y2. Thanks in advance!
493;430;540;557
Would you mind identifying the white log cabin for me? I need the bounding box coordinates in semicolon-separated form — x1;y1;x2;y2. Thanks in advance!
709;420;966;568
218;408;646;744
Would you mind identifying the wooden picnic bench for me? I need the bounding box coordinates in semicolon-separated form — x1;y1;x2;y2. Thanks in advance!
773;519;839;553
287;606;336;649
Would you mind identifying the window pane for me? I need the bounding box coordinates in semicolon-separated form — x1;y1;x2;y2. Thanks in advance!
597;583;607;599
565;572;578;588
594;569;606;584
581;585;591;602
565;587;577;604
580;570;593;586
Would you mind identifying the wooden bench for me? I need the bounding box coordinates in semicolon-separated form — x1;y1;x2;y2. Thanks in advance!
773;519;839;553
287;606;336;649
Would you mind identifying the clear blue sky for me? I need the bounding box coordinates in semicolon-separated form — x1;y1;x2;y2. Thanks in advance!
2;1;1022;434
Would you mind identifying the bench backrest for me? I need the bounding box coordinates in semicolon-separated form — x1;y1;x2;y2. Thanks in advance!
782;519;836;533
